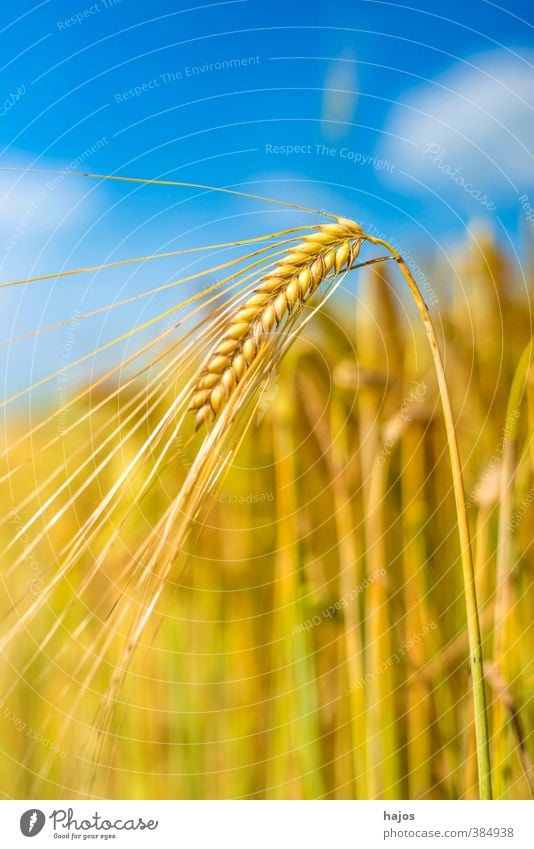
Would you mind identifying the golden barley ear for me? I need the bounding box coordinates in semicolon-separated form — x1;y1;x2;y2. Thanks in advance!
189;218;363;429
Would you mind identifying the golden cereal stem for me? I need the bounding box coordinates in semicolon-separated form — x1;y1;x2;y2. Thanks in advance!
363;234;492;801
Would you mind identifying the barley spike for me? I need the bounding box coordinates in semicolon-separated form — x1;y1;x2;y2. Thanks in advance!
189;218;363;429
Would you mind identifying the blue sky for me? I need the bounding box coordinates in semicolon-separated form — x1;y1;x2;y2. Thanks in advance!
0;0;532;395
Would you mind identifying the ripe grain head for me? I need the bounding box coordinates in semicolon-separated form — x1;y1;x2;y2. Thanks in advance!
189;217;363;429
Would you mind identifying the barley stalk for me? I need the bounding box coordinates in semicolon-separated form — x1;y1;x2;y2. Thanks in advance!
362;233;493;800
189;218;363;429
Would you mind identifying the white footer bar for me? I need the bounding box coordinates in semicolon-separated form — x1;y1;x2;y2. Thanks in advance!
2;800;532;848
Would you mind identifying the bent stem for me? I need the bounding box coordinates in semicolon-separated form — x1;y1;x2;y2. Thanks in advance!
363;234;492;800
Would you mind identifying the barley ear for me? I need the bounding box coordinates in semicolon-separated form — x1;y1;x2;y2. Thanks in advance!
189;218;363;429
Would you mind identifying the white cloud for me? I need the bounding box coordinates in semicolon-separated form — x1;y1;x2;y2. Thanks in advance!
0;166;96;251
379;50;534;203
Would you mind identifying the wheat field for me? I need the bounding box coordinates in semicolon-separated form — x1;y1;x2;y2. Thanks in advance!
0;179;532;801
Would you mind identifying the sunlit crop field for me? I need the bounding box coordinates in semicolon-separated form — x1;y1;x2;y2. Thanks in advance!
0;203;532;801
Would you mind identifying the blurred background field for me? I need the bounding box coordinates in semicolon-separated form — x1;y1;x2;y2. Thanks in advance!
0;225;532;800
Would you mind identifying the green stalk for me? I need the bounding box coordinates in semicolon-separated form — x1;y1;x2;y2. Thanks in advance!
362;234;492;800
